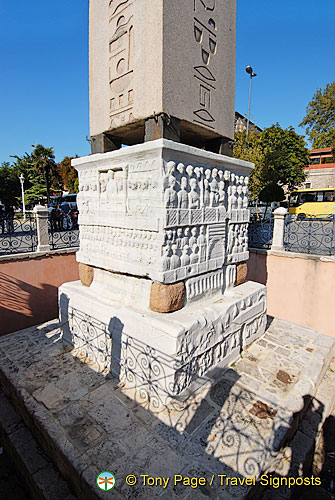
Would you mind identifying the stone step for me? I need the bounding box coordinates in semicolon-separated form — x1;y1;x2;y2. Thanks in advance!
0;387;76;500
250;355;335;500
0;318;334;500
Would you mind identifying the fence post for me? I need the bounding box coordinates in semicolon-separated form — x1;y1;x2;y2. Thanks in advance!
271;207;288;251
33;205;51;252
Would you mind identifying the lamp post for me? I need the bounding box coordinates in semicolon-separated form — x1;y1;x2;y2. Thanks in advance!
245;65;257;148
19;174;26;219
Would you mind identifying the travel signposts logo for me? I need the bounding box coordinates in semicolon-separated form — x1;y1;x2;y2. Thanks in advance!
96;471;116;491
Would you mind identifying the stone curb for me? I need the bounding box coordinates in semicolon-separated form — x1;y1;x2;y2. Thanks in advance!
0;370;101;500
0;319;334;500
0;388;76;500
248;356;335;500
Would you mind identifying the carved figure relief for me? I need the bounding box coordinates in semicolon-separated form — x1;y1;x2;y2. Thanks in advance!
164;162;233;228
77;168;98;215
79;225;160;268
77;154;250;285
227;222;249;263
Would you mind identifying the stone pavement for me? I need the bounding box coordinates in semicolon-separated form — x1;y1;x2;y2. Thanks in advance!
0;440;32;500
0;317;334;500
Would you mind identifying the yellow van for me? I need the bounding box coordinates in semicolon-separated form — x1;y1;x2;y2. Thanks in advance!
289;188;335;219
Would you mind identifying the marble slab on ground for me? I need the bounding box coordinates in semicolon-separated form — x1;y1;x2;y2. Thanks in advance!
0;318;334;500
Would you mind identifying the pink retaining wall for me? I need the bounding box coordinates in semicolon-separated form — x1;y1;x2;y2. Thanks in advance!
1;249;333;338
247;250;335;337
0;253;79;336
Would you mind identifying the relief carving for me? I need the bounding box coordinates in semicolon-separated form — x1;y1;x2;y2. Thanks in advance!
193;0;217;128
109;0;135;129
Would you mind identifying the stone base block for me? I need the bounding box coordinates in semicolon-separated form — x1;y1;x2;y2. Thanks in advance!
59;280;267;408
78;263;94;287
150;281;185;313
235;262;248;287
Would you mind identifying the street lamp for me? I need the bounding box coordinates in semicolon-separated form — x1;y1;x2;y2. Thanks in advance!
19;174;26;219
245;65;257;148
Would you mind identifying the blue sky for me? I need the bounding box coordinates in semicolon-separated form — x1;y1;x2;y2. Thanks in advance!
0;0;334;164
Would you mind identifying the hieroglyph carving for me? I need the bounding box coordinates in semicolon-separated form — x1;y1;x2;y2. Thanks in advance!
193;0;218;129
109;0;135;128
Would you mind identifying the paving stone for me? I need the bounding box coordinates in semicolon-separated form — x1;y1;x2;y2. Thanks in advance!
1;318;334;500
55;402;86;427
315;376;335;404
84;438;126;471
209;378;240;408
0;391;24;434
80;381;117;410
155;397;217;437
299;404;324;439
66;417;104;452
55;373;90;401
314;335;335;349
9;425;34;449
33;383;69;411
154;421;187;448
18;439;49;475
88;395;137;435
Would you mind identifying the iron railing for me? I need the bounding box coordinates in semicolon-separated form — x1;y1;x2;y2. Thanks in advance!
48;217;79;250
284;214;335;256
248;216;274;249
0;212;37;255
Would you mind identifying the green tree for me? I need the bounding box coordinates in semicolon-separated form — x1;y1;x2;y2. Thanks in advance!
260;124;309;191
233;124;309;211
31;144;61;205
0;162;21;208
299;82;335;149
58;156;79;193
233;130;265;200
11;146;62;206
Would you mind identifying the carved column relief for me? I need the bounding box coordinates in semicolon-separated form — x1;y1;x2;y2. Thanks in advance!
109;0;135;129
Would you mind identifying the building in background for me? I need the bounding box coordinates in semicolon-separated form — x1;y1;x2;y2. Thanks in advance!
234;111;262;135
303;148;335;189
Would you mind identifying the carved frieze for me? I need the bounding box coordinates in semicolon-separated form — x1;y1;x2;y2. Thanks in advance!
74;140;253;285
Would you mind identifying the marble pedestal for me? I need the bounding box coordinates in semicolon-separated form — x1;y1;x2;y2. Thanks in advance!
60;139;267;408
60;279;267;408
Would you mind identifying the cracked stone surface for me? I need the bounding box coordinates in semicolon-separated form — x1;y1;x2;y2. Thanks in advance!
0;318;334;500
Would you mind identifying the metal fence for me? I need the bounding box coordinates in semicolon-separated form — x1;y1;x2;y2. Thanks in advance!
248;216;274;249
48;219;80;251
0;213;37;256
248;214;335;256
284;215;335;256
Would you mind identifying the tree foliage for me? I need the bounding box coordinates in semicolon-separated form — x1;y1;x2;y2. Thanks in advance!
234;124;308;201
30;144;61;205
233;130;266;199
259;182;285;203
299;82;335;149
260;124;309;190
58;156;79;193
10;145;62;206
0;162;21;208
